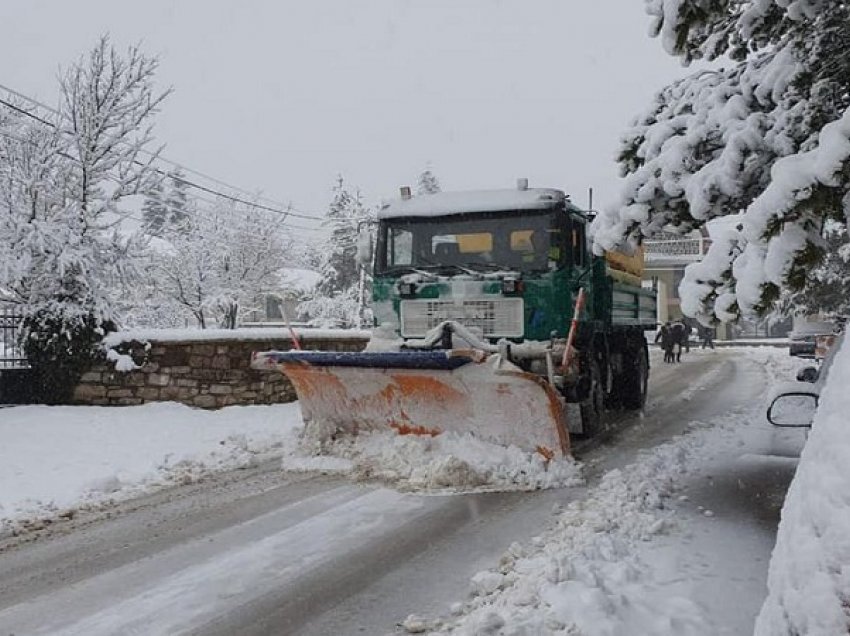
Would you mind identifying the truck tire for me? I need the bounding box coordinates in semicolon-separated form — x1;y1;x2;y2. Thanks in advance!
620;345;648;410
578;358;605;437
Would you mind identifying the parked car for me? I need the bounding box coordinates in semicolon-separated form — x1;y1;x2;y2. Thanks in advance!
788;319;842;359
768;330;844;428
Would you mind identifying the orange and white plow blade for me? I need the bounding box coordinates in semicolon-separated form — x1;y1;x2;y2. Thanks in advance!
279;357;570;457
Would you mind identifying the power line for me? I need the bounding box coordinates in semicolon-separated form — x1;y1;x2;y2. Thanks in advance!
0;81;315;214
0;127;327;234
0;86;323;222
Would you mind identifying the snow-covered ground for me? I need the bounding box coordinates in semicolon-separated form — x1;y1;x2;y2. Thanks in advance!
0;403;300;534
0;345;831;636
0;402;581;535
414;347;809;635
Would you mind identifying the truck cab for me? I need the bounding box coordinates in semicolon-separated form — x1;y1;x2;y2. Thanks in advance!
371;186;595;343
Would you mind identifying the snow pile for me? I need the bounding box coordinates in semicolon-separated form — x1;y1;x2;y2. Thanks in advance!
755;336;850;635
294;430;583;493
430;437;710;635
105;347;140;372
0;402;302;534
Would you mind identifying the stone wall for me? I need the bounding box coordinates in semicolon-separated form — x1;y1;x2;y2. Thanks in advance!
72;334;369;408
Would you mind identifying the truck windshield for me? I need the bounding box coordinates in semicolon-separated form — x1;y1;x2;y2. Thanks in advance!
377;210;560;275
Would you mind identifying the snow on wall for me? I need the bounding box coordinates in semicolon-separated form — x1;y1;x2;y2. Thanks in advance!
378;188;566;219
755;336;850;635
103;327;371;347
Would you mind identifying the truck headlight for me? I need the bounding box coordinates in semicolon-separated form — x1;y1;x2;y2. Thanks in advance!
398;282;417;297
501;278;524;295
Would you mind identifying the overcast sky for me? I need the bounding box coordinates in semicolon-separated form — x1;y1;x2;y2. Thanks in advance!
1;1;687;229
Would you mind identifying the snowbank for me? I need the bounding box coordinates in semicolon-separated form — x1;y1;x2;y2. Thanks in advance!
755;336;850;635
0;402;303;533
428;433;708;635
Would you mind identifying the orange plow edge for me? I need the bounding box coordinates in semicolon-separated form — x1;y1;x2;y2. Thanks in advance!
252;350;570;457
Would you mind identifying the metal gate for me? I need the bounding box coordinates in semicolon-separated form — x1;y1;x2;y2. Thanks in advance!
0;305;34;404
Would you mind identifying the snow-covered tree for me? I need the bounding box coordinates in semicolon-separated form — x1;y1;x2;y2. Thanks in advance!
0;36;169;401
785;222;850;318
153;199;289;328
593;2;850;324
164;169;191;227
141;169;190;234
141;179;167;233
299;176;372;327
417;167;441;195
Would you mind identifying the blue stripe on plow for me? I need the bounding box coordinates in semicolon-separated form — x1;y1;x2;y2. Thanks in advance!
261;350;473;370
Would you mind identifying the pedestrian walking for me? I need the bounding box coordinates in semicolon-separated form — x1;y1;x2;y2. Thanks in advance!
682;320;693;353
700;326;715;350
671;320;688;362
655;322;676;363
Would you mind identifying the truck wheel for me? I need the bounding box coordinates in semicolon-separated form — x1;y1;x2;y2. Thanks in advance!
578;358;605;437
620;345;648;410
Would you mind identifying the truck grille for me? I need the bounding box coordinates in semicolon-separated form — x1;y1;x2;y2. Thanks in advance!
400;298;524;338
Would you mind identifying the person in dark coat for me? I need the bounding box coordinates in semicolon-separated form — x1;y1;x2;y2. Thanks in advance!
655;322;676;363
700;325;715;349
670;320;689;362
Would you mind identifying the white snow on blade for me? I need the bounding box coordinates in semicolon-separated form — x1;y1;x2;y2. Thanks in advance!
301;430;583;493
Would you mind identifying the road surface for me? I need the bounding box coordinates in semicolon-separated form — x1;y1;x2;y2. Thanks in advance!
0;349;800;635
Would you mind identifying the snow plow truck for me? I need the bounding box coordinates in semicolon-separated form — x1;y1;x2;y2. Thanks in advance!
252;181;656;457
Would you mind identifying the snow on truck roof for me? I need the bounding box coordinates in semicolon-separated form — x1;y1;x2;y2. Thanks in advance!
378;188;568;219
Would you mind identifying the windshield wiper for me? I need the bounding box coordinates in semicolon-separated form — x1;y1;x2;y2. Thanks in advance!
460;261;515;272
411;259;479;277
381;265;439;279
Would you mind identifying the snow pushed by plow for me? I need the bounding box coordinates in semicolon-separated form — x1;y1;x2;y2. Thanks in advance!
287;430;583;494
423;438;709;636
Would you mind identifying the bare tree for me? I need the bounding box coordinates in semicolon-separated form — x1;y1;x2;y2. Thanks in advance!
59;35;172;225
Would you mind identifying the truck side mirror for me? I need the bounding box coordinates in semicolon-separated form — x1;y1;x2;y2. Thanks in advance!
356;227;373;268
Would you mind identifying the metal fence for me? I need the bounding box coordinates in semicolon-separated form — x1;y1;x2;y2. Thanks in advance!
0;305;28;369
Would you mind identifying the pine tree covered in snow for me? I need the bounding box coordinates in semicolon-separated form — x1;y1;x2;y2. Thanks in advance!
142;179;167;234
164;169;191;227
417;167;441;195
593;1;850;324
299;176;371;327
142;169;190;234
786;222;850;317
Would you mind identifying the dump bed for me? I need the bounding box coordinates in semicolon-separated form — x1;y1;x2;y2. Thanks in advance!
602;246;656;329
